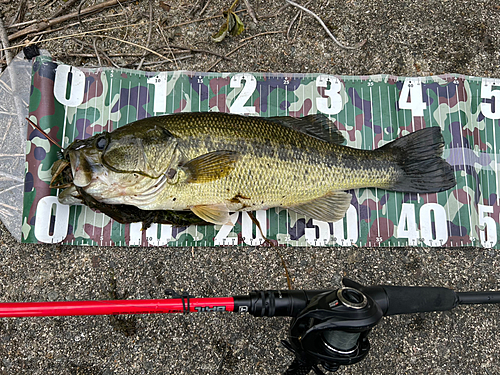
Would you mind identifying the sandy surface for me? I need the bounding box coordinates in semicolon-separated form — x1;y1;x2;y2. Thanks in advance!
1;0;500;374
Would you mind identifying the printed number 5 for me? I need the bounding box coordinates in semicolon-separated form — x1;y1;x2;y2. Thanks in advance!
481;79;500;120
478;204;497;248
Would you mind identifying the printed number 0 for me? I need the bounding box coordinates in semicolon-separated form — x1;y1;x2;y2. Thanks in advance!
315;75;342;115
53;65;85;107
34;196;69;243
230;73;257;114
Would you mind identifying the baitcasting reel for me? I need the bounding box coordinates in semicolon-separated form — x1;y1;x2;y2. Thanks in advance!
278;278;500;374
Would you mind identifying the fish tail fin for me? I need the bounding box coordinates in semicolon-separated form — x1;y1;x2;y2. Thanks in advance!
379;127;456;193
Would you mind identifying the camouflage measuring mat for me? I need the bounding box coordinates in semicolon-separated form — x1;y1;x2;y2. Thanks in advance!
23;55;500;248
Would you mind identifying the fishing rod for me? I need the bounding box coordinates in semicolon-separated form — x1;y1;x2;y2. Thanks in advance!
0;278;499;374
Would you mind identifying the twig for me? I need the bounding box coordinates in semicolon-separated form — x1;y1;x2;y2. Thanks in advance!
155;23;179;70
0;12;13;65
8;0;27;27
287;0;311;41
61;52;145;58
206;30;285;71
8;0;128;41
199;0;212;15
189;0;205;16
50;0;80;19
206;40;252;71
92;37;102;66
285;0;366;50
246;211;292;290
239;30;285;43
137;0;153;70
168;44;231;60
242;0;258;23
77;0;88;27
132;55;193;67
164;9;246;30
93;34;172;61
71;37;120;68
1;22;151;53
26;13;128;39
260;3;290;19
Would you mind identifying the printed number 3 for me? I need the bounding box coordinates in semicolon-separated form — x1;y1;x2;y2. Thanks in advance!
315;75;342;115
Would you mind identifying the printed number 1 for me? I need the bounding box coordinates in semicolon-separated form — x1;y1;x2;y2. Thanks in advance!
398;78;426;117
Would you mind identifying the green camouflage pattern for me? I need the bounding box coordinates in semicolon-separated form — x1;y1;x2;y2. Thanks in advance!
23;55;500;248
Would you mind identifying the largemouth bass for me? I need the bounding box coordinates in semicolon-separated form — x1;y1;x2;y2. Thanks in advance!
53;112;456;225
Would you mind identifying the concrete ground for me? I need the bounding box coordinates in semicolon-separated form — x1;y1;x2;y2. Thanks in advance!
0;0;499;374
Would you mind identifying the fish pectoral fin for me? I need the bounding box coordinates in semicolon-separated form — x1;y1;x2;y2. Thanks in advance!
183;150;240;183
191;204;234;225
289;191;352;223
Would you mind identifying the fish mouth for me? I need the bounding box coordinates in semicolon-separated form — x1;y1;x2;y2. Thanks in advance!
68;150;93;187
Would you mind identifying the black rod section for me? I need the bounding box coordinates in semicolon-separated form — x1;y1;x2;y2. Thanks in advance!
456;292;500;305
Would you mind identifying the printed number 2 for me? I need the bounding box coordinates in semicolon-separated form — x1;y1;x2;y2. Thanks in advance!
398;78;426;117
481;78;500;119
230;73;257;114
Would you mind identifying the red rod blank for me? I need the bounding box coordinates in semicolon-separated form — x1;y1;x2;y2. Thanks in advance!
0;297;235;317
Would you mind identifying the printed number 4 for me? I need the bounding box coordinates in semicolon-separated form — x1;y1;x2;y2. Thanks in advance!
398;78;426;117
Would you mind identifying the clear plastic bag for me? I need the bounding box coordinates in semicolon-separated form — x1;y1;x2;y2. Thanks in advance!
0;52;35;241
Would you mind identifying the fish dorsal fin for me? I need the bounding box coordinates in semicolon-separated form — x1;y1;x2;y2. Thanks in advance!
289;191;352;223
267;114;346;145
191;204;233;225
183;151;240;183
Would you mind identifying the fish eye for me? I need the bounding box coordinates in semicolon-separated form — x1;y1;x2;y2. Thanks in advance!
95;135;107;150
